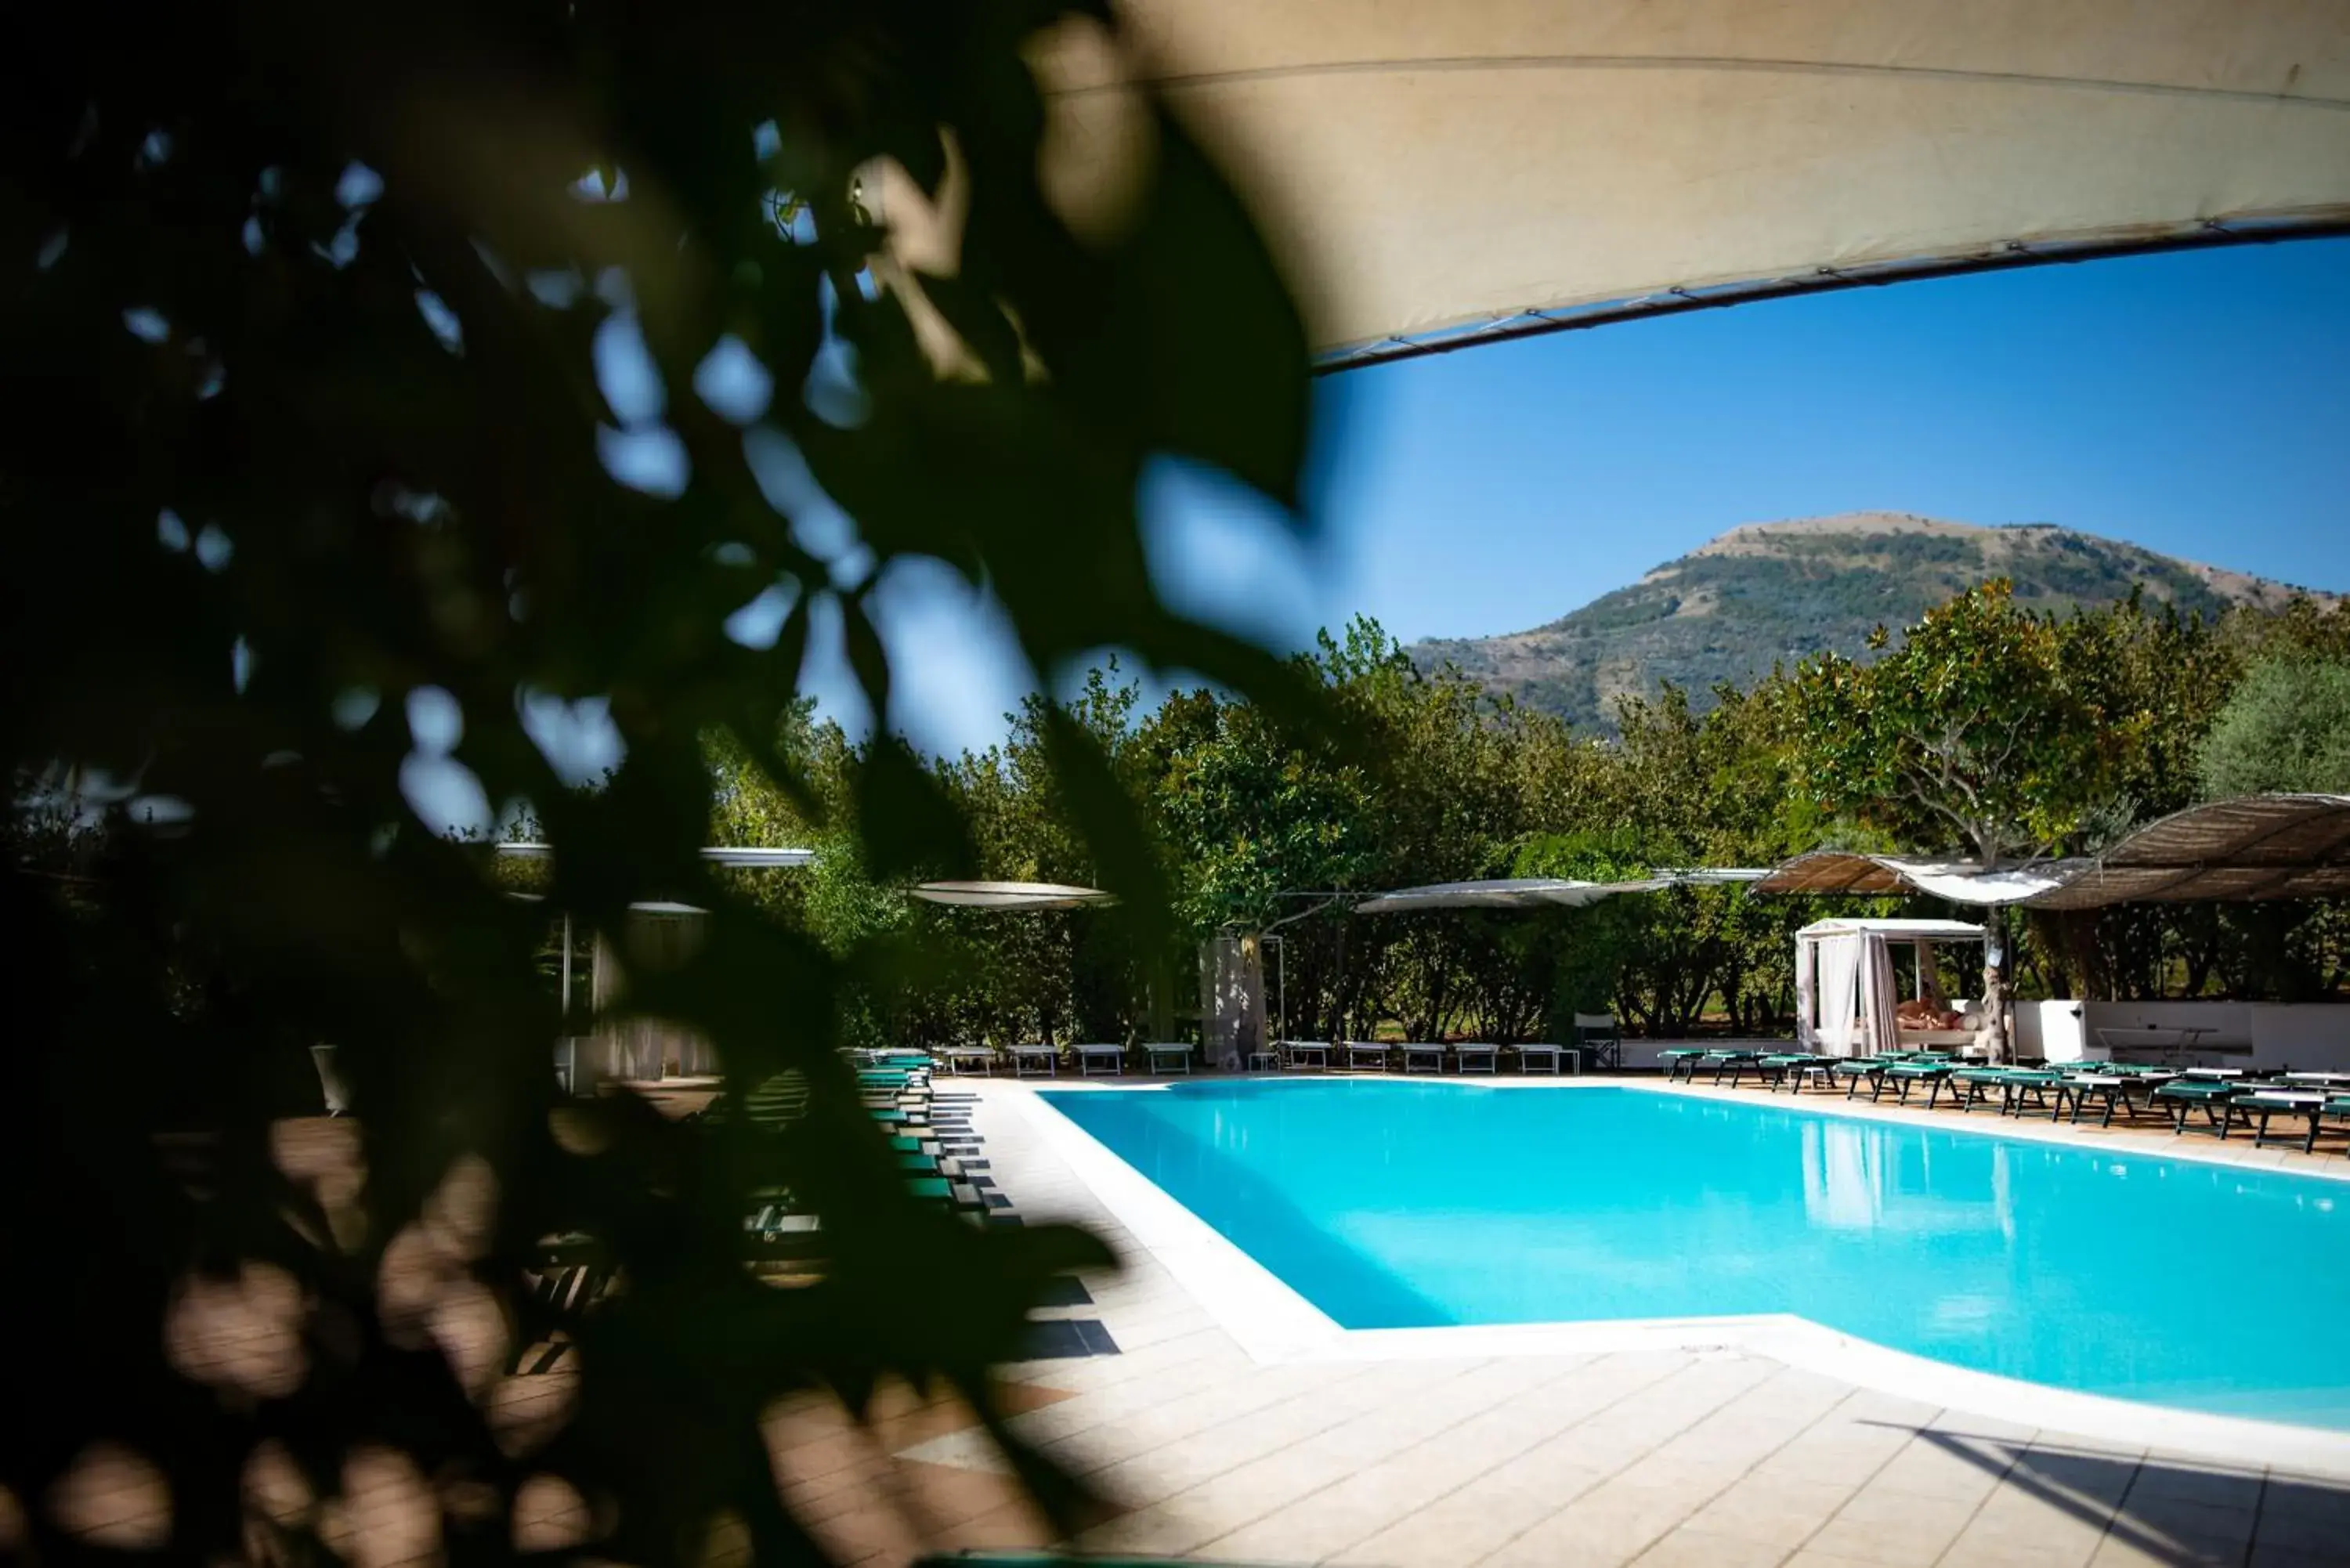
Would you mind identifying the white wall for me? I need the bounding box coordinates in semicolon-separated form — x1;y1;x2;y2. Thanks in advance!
2064;999;2350;1071
1626;1039;1789;1071
2016;1000;2087;1062
2249;1006;2350;1072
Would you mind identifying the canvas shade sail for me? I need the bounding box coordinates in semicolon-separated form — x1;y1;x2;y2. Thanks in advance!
496;843;815;868
1352;869;1764;913
1351;876;1665;913
910;880;1117;910
1014;0;2350;366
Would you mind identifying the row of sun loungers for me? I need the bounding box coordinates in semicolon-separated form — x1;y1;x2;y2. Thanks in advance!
936;1040;1596;1077
938;1042;1191;1077
514;1050;1004;1371
1672;1047;2350;1153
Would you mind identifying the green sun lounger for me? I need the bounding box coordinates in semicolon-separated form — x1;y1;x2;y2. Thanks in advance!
2153;1078;2243;1136
1757;1054;1835;1093
1697;1048;1767;1086
1875;1060;1954;1107
1659;1048;1712;1082
1831;1058;1889;1097
1951;1068;2008;1114
2229;1089;2330;1151
2052;1071;2145;1127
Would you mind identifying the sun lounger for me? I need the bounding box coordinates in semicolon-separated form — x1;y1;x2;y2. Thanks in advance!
1281;1040;1331;1071
2154;1078;2243;1136
2052;1071;2142;1127
1343;1041;1391;1072
1994;1068;2065;1118
1756;1053;1833;1093
1010;1043;1059;1078
941;1046;996;1077
1658;1048;1711;1082
1454;1042;1499;1074
1144;1042;1194;1075
1075;1042;1126;1076
1875;1060;1954;1107
1829;1058;1887;1097
1401;1042;1445;1074
2232;1089;2329;1150
1515;1043;1565;1075
1698;1048;1767;1086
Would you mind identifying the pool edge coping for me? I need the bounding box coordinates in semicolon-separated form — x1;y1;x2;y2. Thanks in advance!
1006;1078;2350;1478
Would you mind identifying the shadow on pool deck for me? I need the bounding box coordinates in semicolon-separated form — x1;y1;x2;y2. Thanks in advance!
1876;1424;2350;1565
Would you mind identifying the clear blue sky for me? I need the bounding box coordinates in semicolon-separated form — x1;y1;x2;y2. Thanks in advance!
826;236;2350;758
443;237;2350;831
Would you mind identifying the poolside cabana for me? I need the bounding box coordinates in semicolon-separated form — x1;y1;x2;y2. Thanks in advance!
1795;917;1988;1059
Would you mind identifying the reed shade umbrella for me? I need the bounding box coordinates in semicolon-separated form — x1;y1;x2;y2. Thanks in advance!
881;0;2350;370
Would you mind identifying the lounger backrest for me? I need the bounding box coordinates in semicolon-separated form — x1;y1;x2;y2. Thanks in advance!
1572;1013;1618;1035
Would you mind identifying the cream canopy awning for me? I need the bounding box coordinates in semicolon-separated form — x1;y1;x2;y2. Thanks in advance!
1797;918;1986;941
1046;1;2350;366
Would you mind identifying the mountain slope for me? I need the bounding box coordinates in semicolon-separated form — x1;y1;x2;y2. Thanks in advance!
1412;512;2332;732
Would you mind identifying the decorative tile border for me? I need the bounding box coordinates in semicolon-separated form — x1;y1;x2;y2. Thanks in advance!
1006;1078;2350;1476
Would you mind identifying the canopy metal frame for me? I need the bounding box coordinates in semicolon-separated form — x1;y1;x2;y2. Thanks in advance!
1316;212;2350;374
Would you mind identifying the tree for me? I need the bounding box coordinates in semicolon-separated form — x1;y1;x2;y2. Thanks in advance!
4;5;1316;1563
2196;657;2350;798
1784;583;2142;1056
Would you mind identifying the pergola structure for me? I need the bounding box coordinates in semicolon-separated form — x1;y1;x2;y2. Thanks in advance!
1752;795;2350;910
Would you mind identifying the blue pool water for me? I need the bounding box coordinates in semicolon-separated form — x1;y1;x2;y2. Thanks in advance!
1042;1081;2350;1428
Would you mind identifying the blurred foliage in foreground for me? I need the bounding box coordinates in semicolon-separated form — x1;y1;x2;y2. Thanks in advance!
2;2;1317;1563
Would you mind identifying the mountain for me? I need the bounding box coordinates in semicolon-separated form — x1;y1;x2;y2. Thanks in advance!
1410;512;2334;732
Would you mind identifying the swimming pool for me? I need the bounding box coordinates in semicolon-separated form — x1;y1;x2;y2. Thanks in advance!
1039;1080;2350;1429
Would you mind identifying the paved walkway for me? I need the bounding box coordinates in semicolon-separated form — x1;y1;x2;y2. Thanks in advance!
862;1077;2350;1568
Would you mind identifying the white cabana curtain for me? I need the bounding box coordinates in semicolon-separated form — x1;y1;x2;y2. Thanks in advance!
1858;934;1901;1057
1795;937;1818;1050
1815;934;1864;1056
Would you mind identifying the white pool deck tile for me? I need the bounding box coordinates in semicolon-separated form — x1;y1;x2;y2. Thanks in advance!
926;1076;2350;1567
